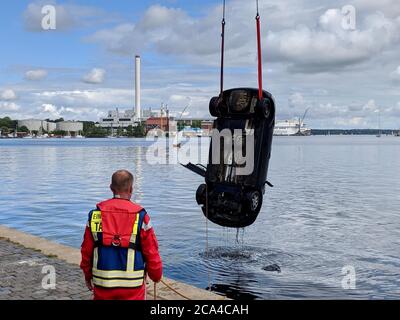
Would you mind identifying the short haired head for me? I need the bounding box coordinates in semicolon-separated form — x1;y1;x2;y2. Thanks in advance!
110;170;134;196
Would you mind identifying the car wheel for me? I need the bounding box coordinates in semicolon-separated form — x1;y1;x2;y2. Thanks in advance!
256;98;273;119
196;184;207;205
209;97;221;117
246;190;262;213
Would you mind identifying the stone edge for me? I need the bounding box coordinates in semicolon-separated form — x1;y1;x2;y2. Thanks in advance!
0;225;227;300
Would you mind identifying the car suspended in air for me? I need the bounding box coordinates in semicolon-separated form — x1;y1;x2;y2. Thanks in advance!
183;0;276;228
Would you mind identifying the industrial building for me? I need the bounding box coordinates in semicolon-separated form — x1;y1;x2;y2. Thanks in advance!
99;109;137;129
18;119;57;133
145;117;177;134
56;121;83;134
47;122;56;132
18;119;83;135
99;55;145;132
98;54;214;137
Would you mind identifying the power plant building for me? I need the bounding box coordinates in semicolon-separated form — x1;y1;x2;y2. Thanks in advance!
99;109;137;129
99;55;147;130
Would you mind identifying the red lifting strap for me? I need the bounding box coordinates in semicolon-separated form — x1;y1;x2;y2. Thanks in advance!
256;13;263;100
218;0;264;100
220;0;226;97
220;18;225;96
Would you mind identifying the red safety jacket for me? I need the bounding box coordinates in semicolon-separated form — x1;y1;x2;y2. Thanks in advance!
80;198;162;300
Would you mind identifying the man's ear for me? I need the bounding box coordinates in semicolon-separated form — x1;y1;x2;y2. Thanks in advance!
129;185;133;194
110;184;115;194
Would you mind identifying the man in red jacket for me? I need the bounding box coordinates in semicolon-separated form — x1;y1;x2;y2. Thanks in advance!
80;170;162;300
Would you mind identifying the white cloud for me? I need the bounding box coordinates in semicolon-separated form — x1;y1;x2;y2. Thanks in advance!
335;117;367;127
288;92;306;108
41;103;58;114
0;102;21;112
352;0;400;18
363;99;379;112
34;88;131;107
1;89;17;100
86;5;220;57
86;3;400;74
82;68;106;84
25;69;48;81
39;103;104;120
267;10;400;72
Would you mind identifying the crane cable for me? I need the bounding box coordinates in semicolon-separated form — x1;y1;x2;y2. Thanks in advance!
255;0;263;100
219;0;264;100
219;0;226;97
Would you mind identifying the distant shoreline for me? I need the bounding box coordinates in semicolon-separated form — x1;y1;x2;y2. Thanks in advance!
311;129;399;136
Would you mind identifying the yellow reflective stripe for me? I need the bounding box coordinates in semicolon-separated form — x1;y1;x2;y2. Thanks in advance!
93;247;98;269
90;210;102;242
90;211;102;233
126;213;140;272
126;248;135;272
92;268;144;279
130;213;140;243
93;277;143;288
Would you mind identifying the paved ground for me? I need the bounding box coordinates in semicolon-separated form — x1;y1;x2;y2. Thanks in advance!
0;238;92;300
0;226;227;300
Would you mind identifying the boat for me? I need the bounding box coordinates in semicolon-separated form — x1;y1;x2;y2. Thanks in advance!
273;108;311;136
274;120;311;136
36;134;49;139
173;130;183;148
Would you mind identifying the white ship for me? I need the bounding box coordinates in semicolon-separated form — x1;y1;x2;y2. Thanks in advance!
274;108;311;136
274;120;311;136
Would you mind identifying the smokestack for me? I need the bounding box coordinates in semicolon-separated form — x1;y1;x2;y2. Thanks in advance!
135;55;141;120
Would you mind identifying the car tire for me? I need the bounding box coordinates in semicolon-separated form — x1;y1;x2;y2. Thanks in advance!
246;190;262;213
196;184;207;205
209;97;221;117
256;98;273;119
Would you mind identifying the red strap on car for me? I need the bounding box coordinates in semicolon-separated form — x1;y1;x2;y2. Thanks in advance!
220;0;226;97
256;0;263;100
218;0;264;100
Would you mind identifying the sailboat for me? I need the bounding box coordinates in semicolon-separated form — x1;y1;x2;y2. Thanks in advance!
63;131;72;139
173;102;191;148
173;130;183;148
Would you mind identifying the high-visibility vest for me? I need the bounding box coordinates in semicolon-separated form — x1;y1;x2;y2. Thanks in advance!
89;198;146;288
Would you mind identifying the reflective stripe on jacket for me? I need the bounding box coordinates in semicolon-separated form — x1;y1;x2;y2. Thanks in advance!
88;198;146;289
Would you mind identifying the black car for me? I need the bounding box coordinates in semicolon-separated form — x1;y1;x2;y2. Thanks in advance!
183;87;275;228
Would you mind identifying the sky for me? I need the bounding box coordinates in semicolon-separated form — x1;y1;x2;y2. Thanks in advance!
0;0;399;129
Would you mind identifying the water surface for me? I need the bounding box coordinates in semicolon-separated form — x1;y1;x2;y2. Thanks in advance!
0;136;399;299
